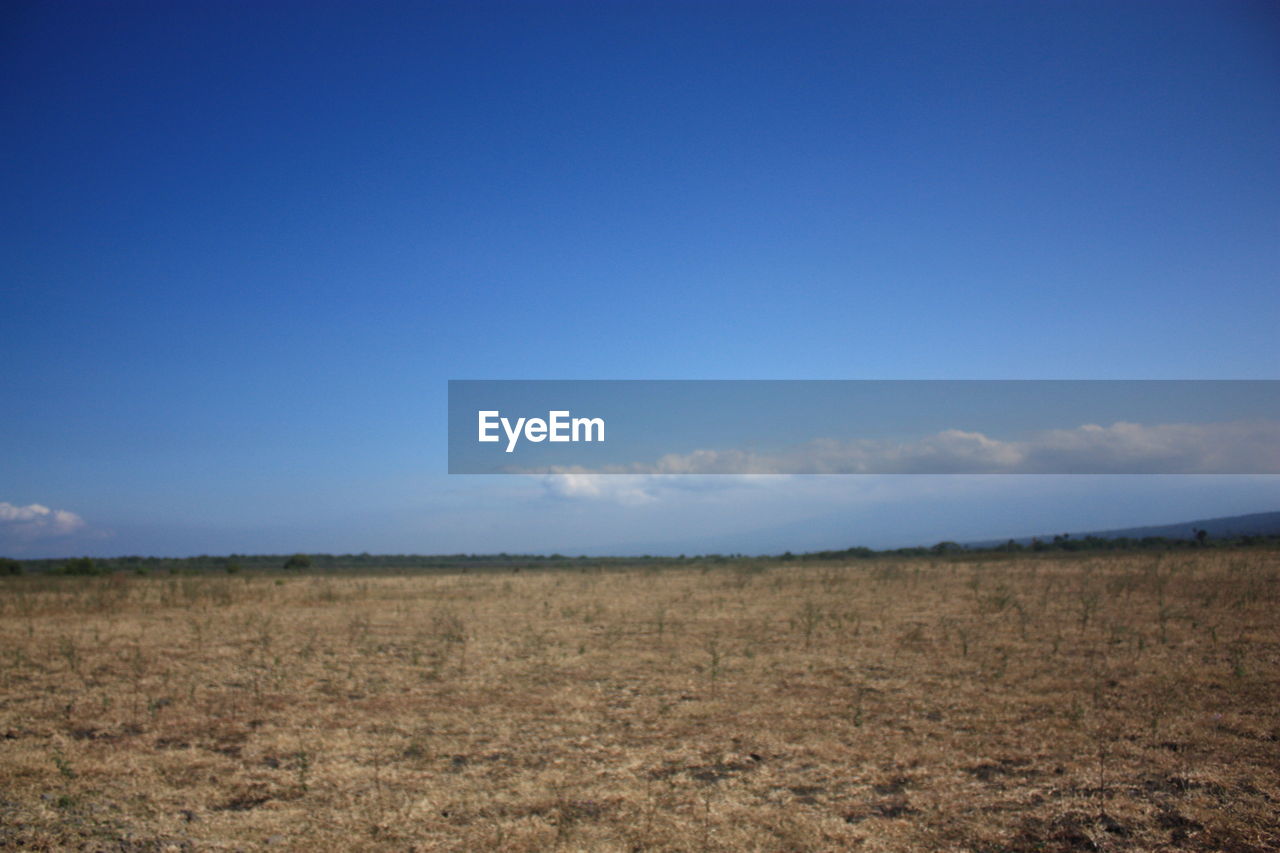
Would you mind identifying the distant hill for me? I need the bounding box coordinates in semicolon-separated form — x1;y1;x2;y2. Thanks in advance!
968;511;1280;548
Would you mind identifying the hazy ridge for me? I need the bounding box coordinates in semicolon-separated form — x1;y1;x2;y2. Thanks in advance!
968;510;1280;548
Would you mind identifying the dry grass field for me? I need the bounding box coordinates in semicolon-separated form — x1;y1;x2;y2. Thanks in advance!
1;552;1277;851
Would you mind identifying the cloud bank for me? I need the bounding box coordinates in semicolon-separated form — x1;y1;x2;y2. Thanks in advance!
527;422;1280;500
0;502;87;540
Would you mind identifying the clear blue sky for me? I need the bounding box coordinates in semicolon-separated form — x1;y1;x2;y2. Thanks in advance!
3;1;1277;556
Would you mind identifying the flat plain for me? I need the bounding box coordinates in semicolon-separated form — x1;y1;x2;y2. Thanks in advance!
1;552;1277;851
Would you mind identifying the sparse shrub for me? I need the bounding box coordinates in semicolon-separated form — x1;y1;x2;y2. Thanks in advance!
796;600;823;649
283;553;312;570
432;608;467;645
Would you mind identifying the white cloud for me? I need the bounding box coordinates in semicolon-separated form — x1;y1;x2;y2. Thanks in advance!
541;473;661;505
0;502;87;540
539;471;782;505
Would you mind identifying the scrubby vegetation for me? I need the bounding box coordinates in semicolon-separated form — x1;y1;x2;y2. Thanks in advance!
6;532;1279;578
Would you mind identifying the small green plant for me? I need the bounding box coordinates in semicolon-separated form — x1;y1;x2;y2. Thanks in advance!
1228;639;1247;678
706;636;723;684
294;750;313;792
1157;604;1175;644
52;750;76;780
1077;587;1101;630
57;635;80;675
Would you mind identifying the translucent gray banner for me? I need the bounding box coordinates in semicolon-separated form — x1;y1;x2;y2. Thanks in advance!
448;380;1280;474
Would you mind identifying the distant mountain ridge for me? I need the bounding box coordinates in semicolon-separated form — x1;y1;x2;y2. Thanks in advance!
968;511;1280;548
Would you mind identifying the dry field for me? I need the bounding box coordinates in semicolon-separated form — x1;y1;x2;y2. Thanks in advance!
1;553;1277;851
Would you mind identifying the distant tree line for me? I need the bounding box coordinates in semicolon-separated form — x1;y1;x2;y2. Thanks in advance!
0;551;676;576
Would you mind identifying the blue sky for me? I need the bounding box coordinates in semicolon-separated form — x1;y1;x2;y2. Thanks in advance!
2;1;1277;557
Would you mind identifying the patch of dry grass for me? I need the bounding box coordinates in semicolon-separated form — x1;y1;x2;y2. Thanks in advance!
1;552;1277;851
